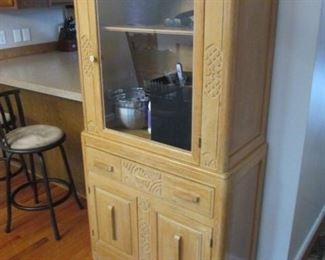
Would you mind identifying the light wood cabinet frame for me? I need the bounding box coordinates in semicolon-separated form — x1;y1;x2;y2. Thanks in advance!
75;0;205;166
76;0;278;259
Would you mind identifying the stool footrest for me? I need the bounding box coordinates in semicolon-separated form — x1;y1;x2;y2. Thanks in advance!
11;178;72;211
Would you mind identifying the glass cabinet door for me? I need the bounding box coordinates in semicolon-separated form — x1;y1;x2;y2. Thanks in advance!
96;0;195;151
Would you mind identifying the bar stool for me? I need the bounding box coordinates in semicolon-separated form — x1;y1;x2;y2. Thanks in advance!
0;89;83;240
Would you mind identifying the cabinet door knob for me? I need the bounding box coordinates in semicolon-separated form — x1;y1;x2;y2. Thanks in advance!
89;55;97;63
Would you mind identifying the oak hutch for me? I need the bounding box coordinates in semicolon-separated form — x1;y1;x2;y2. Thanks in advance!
75;0;277;259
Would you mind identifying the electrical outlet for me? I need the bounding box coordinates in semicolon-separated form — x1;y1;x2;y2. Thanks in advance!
0;31;6;45
58;24;63;34
13;29;22;43
22;28;31;42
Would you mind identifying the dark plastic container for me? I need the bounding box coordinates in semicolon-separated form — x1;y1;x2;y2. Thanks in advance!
148;72;192;150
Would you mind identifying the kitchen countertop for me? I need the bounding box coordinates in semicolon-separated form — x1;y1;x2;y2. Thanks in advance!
0;51;82;102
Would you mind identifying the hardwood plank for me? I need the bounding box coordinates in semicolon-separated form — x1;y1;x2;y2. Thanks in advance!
0;165;92;260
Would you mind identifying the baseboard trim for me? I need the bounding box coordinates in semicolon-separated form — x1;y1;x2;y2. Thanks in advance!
294;205;325;260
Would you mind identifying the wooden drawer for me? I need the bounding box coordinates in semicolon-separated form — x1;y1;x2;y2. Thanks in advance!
86;147;122;181
121;159;214;218
86;147;214;218
162;174;214;218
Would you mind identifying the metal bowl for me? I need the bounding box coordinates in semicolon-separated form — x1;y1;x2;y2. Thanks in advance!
114;88;148;129
116;100;148;129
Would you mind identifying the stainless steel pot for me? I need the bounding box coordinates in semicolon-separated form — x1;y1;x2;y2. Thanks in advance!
114;88;148;129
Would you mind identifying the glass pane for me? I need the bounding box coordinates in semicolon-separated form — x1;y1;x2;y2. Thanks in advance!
96;0;194;151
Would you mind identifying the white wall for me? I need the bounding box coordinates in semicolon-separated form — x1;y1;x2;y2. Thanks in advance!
0;7;64;49
289;3;325;258
258;0;322;259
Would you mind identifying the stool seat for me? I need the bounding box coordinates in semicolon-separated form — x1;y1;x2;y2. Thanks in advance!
0;112;11;124
6;124;64;150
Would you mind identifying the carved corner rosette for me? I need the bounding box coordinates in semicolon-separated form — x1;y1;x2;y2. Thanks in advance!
121;160;162;196
80;35;94;77
87;120;97;132
204;44;223;99
202;151;218;170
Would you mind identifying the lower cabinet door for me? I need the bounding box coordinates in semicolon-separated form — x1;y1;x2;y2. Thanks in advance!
155;212;212;260
89;182;138;259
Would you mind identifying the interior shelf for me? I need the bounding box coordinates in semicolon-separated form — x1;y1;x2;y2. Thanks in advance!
103;25;193;36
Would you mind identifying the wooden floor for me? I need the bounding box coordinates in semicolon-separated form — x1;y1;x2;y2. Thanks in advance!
0;164;92;260
304;218;325;259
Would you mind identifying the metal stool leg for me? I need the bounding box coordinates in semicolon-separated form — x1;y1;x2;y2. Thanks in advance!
37;152;61;240
1;149;5;160
5;153;13;233
28;154;39;204
59;145;83;209
19;154;39;204
19;155;31;183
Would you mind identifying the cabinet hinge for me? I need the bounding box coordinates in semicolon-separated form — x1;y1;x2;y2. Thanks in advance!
91;229;95;236
210;239;213;248
88;187;91;194
199;137;202;148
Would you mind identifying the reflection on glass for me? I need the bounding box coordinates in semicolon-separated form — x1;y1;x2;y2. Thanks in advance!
97;0;194;151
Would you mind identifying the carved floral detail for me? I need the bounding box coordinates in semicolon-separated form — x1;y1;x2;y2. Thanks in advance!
121;161;162;196
138;198;151;260
80;35;94;76
204;44;223;99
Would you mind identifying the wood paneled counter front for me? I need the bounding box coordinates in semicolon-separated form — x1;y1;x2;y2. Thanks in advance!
0;50;85;195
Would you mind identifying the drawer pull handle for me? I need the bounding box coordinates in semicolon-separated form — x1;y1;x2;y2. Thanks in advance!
174;235;182;260
94;161;114;173
173;189;200;204
108;205;116;240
